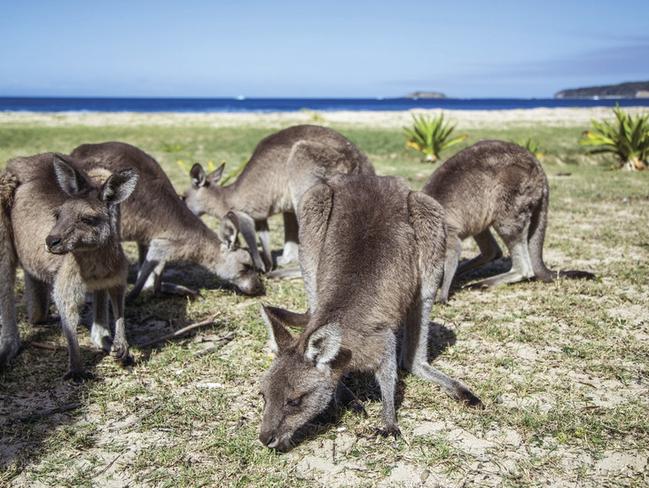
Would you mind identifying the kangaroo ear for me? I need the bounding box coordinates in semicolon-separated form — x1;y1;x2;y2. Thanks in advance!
190;163;207;188
220;211;266;272
262;306;310;329
304;323;343;370
218;212;240;250
208;163;226;185
100;169;139;204
261;305;296;354
53;154;88;196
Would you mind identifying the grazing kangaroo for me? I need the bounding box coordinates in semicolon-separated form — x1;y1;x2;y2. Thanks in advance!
0;153;137;379
184;125;375;270
423;140;595;303
258;175;481;451
70;142;264;300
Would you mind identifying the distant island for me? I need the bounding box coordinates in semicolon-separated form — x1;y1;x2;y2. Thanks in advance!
405;91;447;99
555;81;649;99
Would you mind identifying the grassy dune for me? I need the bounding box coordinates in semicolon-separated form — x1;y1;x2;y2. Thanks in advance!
1;113;648;487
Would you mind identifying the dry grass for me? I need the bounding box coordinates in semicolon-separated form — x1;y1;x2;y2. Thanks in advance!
1;113;648;487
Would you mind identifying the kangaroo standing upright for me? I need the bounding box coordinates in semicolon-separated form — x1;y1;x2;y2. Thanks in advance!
258;174;481;451
70;142;264;300
184;125;375;270
423;140;594;303
0;153;138;379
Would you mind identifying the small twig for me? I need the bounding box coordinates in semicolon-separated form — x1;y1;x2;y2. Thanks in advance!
194;331;237;356
96;449;127;476
30;341;62;351
137;315;219;348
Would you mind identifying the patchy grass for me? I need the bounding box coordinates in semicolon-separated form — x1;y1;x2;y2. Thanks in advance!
1;116;648;487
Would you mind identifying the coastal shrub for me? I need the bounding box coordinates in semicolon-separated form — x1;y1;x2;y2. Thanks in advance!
579;106;649;171
404;113;467;162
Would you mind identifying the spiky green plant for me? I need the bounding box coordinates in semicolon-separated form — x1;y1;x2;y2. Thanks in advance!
404;113;467;162
580;106;649;171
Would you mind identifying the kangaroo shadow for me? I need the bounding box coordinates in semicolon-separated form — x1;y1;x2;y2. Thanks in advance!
128;261;243;295
446;256;596;300
0;315;110;474
445;256;513;300
0;261;242;475
286;321;457;450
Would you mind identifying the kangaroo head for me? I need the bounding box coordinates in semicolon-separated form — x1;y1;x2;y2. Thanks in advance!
45;154;138;255
258;306;351;451
209;212;265;296
184;162;229;217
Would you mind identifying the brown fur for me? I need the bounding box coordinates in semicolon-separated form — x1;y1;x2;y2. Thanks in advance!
423;140;594;302
0;172;18;367
185;125;375;269
70;142;264;298
0;153;137;378
258;174;481;451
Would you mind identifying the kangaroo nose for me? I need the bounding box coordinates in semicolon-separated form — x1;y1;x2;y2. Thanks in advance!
46;235;62;250
259;431;277;448
238;277;265;296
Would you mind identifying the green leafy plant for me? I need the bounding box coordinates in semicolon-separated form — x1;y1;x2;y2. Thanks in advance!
518;138;545;160
300;108;325;123
404;113;467;162
579;106;649;171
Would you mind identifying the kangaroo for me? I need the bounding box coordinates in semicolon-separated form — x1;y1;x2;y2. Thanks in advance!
70;142;264;300
258;174;481;451
0;153;137;379
422;140;595;303
184;125;375;270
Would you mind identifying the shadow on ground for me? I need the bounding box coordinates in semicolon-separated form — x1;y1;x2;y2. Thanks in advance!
0;261;246;475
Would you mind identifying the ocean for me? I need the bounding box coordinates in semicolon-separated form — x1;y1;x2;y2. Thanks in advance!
1;97;648;112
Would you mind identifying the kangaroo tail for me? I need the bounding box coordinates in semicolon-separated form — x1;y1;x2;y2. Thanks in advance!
528;182;595;282
528;184;554;281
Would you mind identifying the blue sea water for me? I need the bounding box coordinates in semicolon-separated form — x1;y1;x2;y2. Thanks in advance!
1;97;648;112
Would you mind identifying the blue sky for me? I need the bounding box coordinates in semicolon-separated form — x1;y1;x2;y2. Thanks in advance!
1;0;648;98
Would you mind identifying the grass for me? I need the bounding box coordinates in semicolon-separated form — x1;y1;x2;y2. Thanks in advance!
1;115;648;487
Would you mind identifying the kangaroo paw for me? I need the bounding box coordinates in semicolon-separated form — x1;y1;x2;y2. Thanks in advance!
64;369;95;383
375;424;402;440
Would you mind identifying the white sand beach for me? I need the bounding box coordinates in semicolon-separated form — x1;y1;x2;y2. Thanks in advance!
1;106;646;129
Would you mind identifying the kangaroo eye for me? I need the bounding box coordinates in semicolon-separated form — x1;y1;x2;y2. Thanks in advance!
81;216;100;226
53;210;60;221
286;396;302;407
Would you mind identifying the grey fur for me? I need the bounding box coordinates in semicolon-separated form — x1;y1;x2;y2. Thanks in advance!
422;140;594;302
184;125;375;270
0;172;18;367
70;142;264;299
258;175;481;451
0;153;137;379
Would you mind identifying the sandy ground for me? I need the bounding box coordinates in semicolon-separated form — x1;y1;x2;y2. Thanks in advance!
1;106;647;129
1;115;647;487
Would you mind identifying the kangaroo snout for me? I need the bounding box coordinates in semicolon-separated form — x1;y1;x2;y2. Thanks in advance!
236;275;265;296
45;234;65;254
258;430;277;447
259;430;285;450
